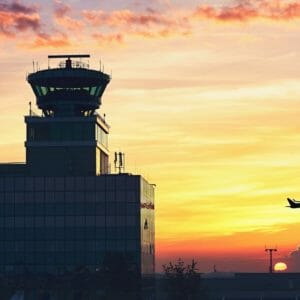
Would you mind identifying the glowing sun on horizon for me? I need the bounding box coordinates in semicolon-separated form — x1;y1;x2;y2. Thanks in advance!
274;262;287;272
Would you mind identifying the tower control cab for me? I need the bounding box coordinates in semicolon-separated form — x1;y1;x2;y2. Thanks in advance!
25;55;111;176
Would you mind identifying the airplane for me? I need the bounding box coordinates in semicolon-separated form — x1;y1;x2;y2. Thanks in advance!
286;198;300;208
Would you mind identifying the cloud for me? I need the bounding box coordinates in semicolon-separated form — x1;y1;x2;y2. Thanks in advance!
134;28;191;39
106;9;176;27
49;1;300;46
82;8;177;27
81;9;105;26
53;0;70;18
82;8;190;43
0;1;40;37
14;14;40;31
0;1;37;14
83;1;300;33
287;246;300;271
53;0;84;31
193;0;300;22
3;0;299;47
92;33;124;45
21;32;70;49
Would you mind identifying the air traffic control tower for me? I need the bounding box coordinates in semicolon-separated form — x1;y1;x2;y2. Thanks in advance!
0;55;155;278
26;54;110;176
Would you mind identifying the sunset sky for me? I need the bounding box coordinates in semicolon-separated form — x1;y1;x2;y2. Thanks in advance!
1;0;300;272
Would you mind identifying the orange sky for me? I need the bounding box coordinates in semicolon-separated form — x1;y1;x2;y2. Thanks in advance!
1;0;300;272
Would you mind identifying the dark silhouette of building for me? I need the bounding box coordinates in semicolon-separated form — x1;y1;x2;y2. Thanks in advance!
0;55;155;277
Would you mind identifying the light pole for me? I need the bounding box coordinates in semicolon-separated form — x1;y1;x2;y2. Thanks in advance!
265;247;277;273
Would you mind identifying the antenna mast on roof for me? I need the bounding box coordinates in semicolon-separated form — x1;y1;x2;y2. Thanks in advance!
114;152;125;174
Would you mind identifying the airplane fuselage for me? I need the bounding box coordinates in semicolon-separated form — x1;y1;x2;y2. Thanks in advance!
287;198;300;209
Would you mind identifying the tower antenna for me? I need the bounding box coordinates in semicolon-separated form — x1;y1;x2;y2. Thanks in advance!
114;151;125;174
265;247;277;273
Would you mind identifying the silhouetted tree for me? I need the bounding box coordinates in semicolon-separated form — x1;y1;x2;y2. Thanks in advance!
163;258;201;300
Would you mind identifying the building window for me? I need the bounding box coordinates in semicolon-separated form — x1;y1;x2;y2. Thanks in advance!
144;219;148;230
90;86;97;96
96;148;100;175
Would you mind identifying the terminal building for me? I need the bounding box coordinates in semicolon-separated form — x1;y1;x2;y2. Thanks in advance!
0;55;155;276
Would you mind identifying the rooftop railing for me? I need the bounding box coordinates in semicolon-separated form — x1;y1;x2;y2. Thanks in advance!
58;60;89;69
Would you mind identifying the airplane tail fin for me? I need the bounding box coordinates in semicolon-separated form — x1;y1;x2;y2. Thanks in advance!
287;198;296;208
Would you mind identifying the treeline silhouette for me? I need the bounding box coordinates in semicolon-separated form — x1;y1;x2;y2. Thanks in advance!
0;252;142;300
1;257;207;300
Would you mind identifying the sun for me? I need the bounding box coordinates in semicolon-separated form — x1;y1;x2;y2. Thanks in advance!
274;262;288;272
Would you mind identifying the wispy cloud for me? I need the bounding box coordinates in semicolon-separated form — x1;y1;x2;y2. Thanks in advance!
21;32;70;49
53;0;84;31
53;0;69;18
1;0;299;47
0;1;37;14
83;9;176;27
193;0;300;22
92;32;124;45
79;1;300;45
0;1;79;47
0;1;40;37
82;8;190;42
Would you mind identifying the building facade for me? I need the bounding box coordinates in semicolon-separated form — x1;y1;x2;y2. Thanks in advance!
0;55;155;277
